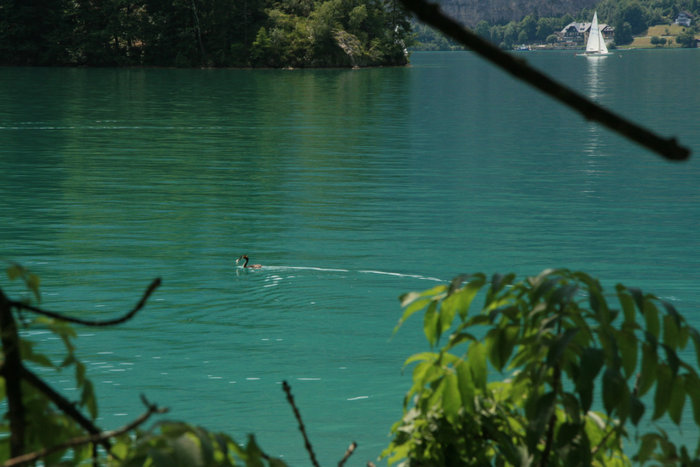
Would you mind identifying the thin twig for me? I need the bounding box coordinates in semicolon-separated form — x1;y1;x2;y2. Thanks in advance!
11;278;161;326
399;0;690;161
2;396;168;467
591;424;619;457
282;380;320;467
338;441;358;467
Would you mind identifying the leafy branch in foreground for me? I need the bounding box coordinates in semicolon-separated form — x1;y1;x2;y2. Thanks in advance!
384;269;700;466
1;265;360;466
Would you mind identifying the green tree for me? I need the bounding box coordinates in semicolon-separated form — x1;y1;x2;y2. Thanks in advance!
676;28;698;47
520;14;537;42
475;20;490;40
536;17;559;42
502;21;518;48
0;0;74;65
614;21;634;45
384;269;700;465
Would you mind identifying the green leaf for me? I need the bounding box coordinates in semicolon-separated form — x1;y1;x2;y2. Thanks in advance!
81;379;98;420
449;280;484;321
668;374;685;425
602;368;625;415
455;360;475;410
487;325;519;371
652;364;673;420
467;341;487;391
551;283;579;308
630;396;645;425
6;264;22;281
423;300;439;347
636;433;659;464
685;373;700;426
546;328;579;366
589;287;610;324
403;352;437;369
638;342;658;396
531;391;556;437
663;313;681;350
615;328;638;379
394;297;430;334
617;288;636;324
561;393;582;424
76;361;86;386
690;328;700;367
439;294;458;336
441;373;462;421
644;300;660;340
576;348;604;411
27;273;41;302
395;285;448;333
491;273;515;295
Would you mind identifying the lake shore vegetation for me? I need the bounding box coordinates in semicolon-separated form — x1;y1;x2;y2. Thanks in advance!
0;0;412;68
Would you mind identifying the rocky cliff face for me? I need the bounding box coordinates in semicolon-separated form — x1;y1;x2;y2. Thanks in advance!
436;0;598;27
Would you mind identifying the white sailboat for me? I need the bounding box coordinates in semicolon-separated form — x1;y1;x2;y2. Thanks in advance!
582;11;611;56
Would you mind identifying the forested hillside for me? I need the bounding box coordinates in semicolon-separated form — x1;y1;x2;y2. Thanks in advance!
435;0;700;28
416;0;700;49
436;0;596;27
0;0;411;67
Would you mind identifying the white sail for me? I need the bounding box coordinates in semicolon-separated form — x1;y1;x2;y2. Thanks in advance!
585;12;609;54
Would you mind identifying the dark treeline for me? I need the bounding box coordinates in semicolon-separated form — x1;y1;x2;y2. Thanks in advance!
0;0;412;67
413;0;700;49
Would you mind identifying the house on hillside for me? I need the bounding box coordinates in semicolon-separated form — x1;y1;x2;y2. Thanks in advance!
558;21;614;46
675;11;693;26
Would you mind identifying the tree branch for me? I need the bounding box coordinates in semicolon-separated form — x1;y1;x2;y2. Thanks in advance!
282;381;320;467
2;395;168;467
0;290;26;457
399;0;690;161
20;365;111;452
11;278;161;327
338;441;358;467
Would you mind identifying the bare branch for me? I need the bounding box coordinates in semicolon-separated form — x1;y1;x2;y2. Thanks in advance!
2;396;168;467
0;290;26;457
338;441;358;467
11;278;161;327
399;0;690;161
282;380;320;467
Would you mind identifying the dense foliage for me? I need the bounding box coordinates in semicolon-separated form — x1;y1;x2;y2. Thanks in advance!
0;0;412;67
384;269;700;465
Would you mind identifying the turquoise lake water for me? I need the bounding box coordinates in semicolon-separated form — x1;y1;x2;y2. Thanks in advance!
2;50;700;464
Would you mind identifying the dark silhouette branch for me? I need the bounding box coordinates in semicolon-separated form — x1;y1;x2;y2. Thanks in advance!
540;364;561;467
10;278;161;327
398;0;691;162
0;290;26;457
338;441;358;466
2;396;168;467
282;380;320;467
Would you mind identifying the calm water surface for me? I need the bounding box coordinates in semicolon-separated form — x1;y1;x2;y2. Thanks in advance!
2;50;700;464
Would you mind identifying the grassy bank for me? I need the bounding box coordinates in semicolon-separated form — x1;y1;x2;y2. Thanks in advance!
623;24;697;48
